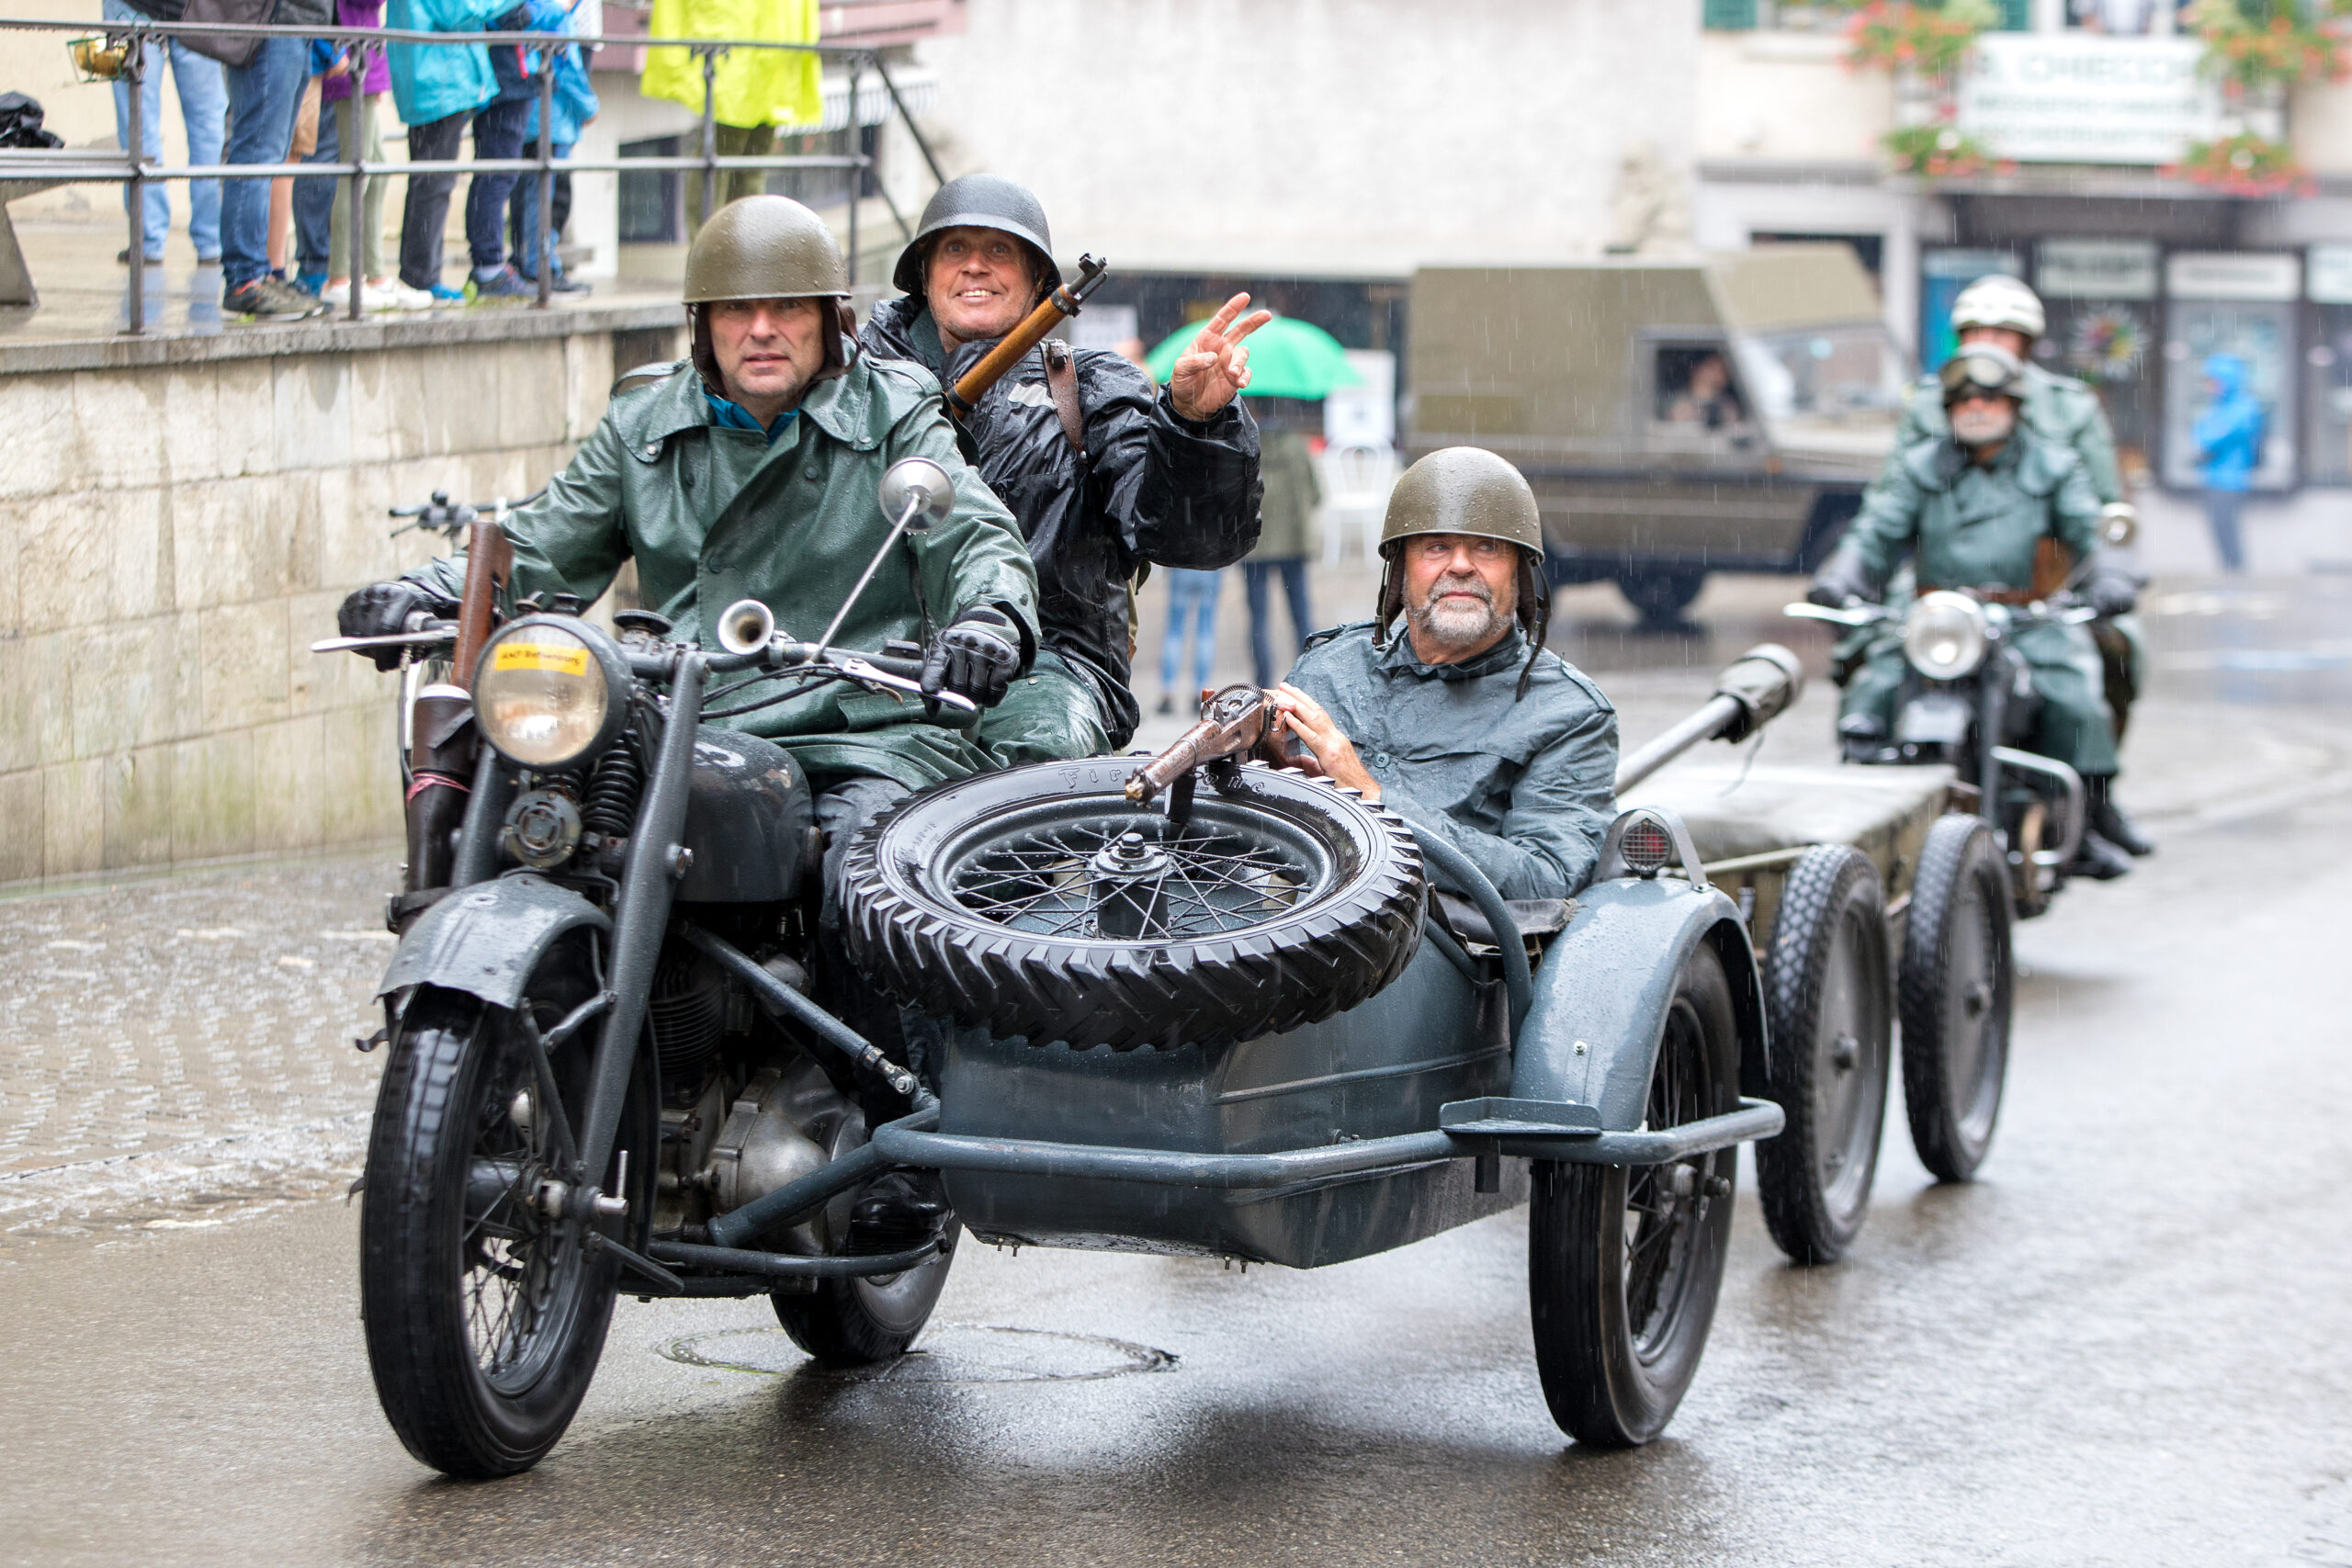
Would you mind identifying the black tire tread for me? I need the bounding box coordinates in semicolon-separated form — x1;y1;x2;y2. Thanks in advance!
1756;844;1891;1265
1898;815;2014;1183
839;761;1425;1050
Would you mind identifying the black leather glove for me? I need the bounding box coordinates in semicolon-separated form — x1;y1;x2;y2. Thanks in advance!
337;581;452;671
922;606;1022;713
2085;571;2138;619
1807;571;1870;609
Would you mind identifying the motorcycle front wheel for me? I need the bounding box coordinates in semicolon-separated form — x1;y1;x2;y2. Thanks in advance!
360;942;655;1479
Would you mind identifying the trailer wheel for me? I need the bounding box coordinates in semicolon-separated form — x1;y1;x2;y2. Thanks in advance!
1899;815;2014;1182
1756;845;1892;1264
1529;941;1738;1448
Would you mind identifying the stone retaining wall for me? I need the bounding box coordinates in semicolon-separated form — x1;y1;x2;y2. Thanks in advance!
0;307;683;886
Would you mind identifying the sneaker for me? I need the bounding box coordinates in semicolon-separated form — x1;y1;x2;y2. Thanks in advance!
294;269;328;297
223;276;330;321
464;265;534;303
366;281;425;312
427;283;466;304
117;247;163;266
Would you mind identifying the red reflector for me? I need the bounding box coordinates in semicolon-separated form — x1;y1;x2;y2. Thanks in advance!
1623;818;1671;873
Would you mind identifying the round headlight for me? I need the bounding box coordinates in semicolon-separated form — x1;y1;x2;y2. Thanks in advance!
475;616;625;770
1902;591;1990;682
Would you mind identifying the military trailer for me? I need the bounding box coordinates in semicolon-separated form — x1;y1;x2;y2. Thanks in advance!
1408;246;1908;626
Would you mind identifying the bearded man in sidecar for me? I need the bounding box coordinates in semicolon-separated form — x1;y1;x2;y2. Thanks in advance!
1268;446;1621;903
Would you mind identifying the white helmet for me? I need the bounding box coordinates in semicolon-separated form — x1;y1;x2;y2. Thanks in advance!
1951;274;2045;342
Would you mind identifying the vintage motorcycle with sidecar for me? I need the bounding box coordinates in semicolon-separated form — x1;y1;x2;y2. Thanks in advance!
321;462;1809;1480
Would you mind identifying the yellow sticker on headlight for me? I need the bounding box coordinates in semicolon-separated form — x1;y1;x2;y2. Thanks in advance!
493;642;591;675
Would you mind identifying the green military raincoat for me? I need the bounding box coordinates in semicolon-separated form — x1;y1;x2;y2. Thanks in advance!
1824;427;2120;778
422;355;1041;792
1284;623;1619;899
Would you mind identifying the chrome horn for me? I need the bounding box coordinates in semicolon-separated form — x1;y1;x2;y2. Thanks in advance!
715;598;777;657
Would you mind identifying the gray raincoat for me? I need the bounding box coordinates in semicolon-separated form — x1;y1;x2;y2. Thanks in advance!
1284;624;1619;900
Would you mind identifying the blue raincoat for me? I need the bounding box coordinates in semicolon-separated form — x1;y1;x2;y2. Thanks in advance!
2192;354;2266;493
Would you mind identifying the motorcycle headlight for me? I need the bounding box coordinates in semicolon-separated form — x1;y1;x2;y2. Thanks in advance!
1902;591;1989;682
475;616;627;770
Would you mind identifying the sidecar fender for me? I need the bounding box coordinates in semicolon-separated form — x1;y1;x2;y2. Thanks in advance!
1510;878;1767;1131
376;874;612;1010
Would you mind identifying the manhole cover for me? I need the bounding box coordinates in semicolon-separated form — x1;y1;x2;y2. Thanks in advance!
662;1322;1177;1383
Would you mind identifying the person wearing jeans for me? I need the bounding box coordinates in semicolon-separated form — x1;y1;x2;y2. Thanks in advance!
1242;425;1323;686
105;0;225;265
388;0;504;299
1157;568;1224;715
220;16;332;320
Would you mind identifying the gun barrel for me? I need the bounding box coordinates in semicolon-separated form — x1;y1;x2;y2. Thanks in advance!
1614;643;1804;794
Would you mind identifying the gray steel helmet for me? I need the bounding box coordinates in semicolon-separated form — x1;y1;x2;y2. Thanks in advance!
682;195;849;304
1374;447;1552;695
890;173;1061;298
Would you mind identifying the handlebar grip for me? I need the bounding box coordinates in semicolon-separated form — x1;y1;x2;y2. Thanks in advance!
862;652;926;682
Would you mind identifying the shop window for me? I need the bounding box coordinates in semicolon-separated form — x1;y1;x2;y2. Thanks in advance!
1651;345;1751;434
2160;299;2297;492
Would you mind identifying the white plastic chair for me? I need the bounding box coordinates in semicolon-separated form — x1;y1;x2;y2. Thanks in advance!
1320;441;1398;566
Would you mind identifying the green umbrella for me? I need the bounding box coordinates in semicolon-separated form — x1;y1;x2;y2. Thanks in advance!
1142;314;1363;400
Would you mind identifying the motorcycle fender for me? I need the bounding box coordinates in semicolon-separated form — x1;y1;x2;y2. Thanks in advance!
376;874;612;1010
1510;878;1767;1131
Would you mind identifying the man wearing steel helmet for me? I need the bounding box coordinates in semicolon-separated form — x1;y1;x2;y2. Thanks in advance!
1269;447;1619;902
1885;275;2154;852
1811;343;2143;880
861;174;1267;765
337;194;1041;862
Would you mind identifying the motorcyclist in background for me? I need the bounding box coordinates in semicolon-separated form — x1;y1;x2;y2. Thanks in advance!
861;174;1267;766
1814;344;2143;881
1884;274;2154;854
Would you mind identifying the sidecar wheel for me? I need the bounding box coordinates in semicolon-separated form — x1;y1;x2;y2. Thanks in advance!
841;759;1424;1050
1900;814;2014;1182
1529;940;1738;1448
359;948;655;1479
1755;845;1892;1264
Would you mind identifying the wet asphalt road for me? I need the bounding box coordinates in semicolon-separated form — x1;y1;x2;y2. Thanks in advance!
4;573;2351;1566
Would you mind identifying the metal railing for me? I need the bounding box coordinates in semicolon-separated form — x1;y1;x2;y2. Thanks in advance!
0;14;949;334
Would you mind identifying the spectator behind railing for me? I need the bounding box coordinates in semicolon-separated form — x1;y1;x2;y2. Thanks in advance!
102;0;225;268
507;0;596;295
217;0;334;320
642;0;820;237
322;2;404;306
388;0;527;304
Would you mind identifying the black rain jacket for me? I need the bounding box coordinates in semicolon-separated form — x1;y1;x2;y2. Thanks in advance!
862;298;1263;746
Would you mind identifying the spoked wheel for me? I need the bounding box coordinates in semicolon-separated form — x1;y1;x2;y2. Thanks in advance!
771;1113;959;1368
1900;815;2015;1182
1530;940;1739;1447
360;939;655;1478
1756;845;1893;1264
842;760;1424;1049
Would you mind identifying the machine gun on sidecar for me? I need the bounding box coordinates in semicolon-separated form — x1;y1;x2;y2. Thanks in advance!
320;468;1810;1480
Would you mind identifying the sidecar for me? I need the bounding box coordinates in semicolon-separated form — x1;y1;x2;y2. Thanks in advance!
814;657;1812;1449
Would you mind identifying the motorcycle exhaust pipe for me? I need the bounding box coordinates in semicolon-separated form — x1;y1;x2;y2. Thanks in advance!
716;598;776;657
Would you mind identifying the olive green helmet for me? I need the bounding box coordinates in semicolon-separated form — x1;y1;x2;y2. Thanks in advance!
1377;446;1544;558
1374;446;1553;695
683;196;854;387
683;195;850;303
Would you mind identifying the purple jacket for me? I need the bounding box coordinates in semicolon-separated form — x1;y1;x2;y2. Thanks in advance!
322;0;391;100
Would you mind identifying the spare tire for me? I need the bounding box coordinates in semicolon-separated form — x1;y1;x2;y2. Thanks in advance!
840;756;1425;1051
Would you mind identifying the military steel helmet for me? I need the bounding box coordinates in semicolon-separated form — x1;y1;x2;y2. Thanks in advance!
1951;274;2046;341
682;195;849;305
1939;341;2028;406
1378;446;1545;558
890;172;1061;297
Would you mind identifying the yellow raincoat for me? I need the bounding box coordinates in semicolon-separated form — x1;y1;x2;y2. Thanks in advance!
642;0;820;130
